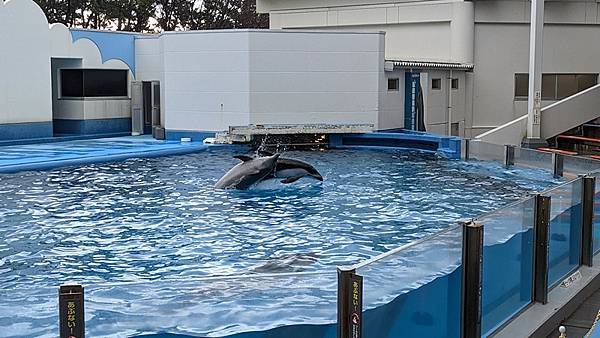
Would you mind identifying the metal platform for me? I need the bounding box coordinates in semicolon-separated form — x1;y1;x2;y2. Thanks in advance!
214;124;374;144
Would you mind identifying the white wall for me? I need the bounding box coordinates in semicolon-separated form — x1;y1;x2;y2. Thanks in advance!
266;1;474;64
135;30;384;133
159;31;251;132
247;30;382;127
0;0;52;124
0;0;132;131
380;69;405;130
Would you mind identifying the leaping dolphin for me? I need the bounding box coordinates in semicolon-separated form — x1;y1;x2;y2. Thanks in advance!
215;153;280;190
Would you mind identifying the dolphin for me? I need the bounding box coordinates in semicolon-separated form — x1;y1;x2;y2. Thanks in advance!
270;157;324;184
258;151;324;184
215;153;280;190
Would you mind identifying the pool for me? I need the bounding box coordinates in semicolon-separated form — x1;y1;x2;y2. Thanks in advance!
0;147;560;337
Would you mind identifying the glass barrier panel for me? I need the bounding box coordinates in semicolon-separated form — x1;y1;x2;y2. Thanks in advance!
476;196;536;337
5;272;338;337
594;172;600;254
546;179;583;288
355;225;462;338
513;147;554;172
563;155;600;177
469;140;506;163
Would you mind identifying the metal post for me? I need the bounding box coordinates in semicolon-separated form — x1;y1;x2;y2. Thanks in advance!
460;220;483;338
582;176;596;266
533;195;551;304
504;145;515;168
337;267;363;338
552;153;564;178
464;139;470;161
526;0;545;140
59;284;85;338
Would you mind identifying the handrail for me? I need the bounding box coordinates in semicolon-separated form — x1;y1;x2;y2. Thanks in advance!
474;83;600;145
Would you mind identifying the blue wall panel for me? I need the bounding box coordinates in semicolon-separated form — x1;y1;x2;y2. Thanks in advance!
0;122;53;140
54;118;131;135
70;29;136;73
165;130;216;142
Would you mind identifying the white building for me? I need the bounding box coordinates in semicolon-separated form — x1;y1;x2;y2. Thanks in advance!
0;0;390;143
257;0;600;139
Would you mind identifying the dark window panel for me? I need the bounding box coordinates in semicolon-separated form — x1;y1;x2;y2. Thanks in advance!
515;73;528;98
577;74;598;92
60;69;83;97
556;74;578;100
451;78;459;90
541;74;556;100
83;69;128;97
432;78;441;90
388;78;399;91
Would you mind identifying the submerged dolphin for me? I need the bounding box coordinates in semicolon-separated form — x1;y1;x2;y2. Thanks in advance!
215;153;280;190
258;151;324;184
270;158;324;184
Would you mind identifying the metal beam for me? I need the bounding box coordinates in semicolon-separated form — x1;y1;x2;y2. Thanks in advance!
582;176;596;266
533;195;551;304
527;0;545;139
338;267;363;338
461;220;483;338
59;284;85;338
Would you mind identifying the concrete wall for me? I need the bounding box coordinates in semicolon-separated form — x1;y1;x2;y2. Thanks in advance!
159;31;252;132
0;0;52;130
247;30;383;127
135;30;385;135
265;1;474;64
0;0;133;140
380;69;405;130
258;0;600;139
472;22;600;137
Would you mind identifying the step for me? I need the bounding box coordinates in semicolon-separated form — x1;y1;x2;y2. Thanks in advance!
558;135;600;145
537;147;578;156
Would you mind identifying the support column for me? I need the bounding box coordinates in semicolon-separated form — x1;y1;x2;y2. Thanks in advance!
526;0;545;144
461;221;483;338
581;176;596;266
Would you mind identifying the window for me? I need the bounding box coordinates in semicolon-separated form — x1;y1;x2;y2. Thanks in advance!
388;78;399;91
61;69;128;98
515;74;528;98
432;78;441;90
514;73;598;100
451;78;459;90
541;74;556;100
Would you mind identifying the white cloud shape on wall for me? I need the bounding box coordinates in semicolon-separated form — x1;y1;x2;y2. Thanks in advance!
0;0;130;124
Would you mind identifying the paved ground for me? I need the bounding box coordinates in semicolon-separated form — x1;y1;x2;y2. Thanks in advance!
547;288;600;338
0;136;207;173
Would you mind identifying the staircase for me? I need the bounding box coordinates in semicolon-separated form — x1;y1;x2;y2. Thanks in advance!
475;83;600;158
545;118;600;158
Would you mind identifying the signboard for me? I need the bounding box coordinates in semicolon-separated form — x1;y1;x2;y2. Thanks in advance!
349;274;363;338
59;284;85;338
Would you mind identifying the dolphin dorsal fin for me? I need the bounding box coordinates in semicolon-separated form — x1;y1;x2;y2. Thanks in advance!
234;155;254;162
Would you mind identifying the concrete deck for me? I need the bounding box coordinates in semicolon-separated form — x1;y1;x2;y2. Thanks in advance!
493;255;600;338
546;287;600;338
0;136;208;173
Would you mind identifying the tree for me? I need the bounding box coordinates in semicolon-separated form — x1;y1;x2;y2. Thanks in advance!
236;0;268;29
33;0;269;32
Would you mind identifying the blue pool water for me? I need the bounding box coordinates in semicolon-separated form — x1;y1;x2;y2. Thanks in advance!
0;147;560;337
